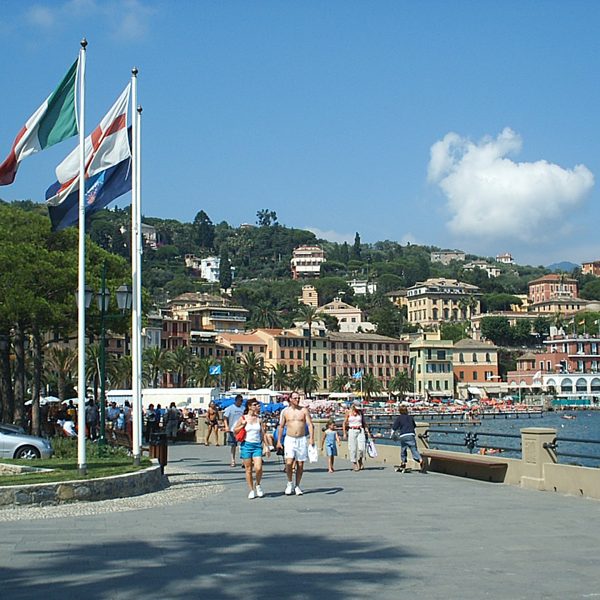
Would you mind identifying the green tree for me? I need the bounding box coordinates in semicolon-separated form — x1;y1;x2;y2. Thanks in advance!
193;210;215;249
330;374;350;393
250;302;283;329
440;322;469;343
240;351;267;389
170;346;194;387
352;232;362;260
532;316;551;339
143;347;172;388
291;365;319;397
271;364;290;390
480;316;512;346
219;246;232;290
44;347;76;401
359;372;383;401
256;209;278;227
388;371;412;399
296;304;326;369
220;356;240;390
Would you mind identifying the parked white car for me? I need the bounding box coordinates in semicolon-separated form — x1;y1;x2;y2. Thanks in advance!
0;423;53;459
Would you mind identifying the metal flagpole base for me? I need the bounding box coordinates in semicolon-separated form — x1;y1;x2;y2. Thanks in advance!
133;454;141;467
78;464;87;476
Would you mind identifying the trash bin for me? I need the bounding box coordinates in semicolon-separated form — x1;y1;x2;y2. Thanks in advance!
149;432;168;474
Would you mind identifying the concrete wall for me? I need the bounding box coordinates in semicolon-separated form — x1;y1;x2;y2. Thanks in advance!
0;461;167;508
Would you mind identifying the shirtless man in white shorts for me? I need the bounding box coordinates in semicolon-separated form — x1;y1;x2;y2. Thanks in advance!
276;392;314;496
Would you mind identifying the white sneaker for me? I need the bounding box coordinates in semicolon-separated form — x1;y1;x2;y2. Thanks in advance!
294;485;303;496
256;485;264;498
248;490;256;500
285;482;294;495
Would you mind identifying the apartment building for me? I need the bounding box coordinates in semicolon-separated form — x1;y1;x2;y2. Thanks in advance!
410;334;454;398
582;261;600;276
290;245;326;279
320;297;375;333
406;278;481;327
328;332;410;390
430;250;465;265
453;338;499;389
463;260;501;278
528;274;578;304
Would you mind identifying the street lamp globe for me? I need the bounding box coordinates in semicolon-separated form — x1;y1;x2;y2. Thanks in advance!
116;284;132;311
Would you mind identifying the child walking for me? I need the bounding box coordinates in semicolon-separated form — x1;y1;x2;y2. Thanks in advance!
321;420;340;473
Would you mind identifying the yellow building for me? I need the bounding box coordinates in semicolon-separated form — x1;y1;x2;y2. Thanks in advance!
406;278;481;327
410;333;454;398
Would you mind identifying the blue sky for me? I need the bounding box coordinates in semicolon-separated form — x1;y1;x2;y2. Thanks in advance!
1;0;600;267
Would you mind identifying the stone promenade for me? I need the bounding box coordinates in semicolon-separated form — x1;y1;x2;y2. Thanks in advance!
0;442;598;599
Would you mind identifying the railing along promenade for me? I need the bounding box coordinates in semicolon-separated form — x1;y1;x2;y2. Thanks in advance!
194;414;600;500
311;417;600;501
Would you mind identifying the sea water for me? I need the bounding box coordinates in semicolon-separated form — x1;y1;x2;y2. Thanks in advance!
450;411;600;467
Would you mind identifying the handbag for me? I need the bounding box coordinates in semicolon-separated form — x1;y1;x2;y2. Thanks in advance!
367;438;378;458
234;426;246;442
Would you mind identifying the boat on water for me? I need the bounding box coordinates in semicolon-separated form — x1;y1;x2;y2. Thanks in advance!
561;414;576;420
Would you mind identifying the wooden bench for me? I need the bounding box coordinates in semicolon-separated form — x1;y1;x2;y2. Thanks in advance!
421;449;508;482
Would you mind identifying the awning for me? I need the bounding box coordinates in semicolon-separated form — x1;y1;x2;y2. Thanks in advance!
468;387;483;395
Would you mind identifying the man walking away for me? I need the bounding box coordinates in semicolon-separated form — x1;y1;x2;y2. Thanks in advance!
165;402;181;442
391;405;425;472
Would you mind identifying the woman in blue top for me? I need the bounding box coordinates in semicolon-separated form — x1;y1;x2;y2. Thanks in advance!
320;419;340;473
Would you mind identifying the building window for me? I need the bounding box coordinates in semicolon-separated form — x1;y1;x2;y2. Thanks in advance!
473;372;478;380
459;353;464;363
459;371;464;380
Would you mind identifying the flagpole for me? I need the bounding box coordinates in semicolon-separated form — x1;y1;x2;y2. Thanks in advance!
77;39;87;476
135;102;143;455
130;68;142;465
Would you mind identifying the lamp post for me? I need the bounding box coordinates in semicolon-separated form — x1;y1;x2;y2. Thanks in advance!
86;262;132;447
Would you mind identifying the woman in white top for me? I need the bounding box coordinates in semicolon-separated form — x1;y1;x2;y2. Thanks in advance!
233;398;270;499
343;401;370;471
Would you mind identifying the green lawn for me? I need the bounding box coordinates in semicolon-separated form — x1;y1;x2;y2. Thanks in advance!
0;438;152;486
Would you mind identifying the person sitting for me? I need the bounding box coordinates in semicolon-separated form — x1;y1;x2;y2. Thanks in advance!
59;415;77;437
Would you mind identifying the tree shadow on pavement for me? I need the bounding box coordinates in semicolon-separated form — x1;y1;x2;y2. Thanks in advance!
1;530;418;600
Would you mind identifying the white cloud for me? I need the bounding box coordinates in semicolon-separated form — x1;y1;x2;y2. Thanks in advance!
26;5;57;28
427;127;594;242
24;0;155;41
306;227;354;244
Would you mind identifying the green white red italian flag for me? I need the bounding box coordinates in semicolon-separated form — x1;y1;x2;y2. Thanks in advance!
0;59;79;186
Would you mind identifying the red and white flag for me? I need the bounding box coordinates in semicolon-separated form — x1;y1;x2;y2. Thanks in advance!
47;84;131;206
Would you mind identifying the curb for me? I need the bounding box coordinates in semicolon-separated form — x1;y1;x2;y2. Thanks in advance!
0;460;168;508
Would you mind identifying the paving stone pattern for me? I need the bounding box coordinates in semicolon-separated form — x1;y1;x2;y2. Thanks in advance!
0;443;598;600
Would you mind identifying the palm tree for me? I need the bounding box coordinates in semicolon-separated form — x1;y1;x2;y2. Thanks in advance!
44;346;76;401
170;346;194;387
143;346;172;388
190;357;215;387
360;372;383;401
388;371;413;400
240;351;267;389
291;365;319;397
112;354;132;389
220;356;240;390
271;364;289;390
252;302;283;329
85;343;118;403
296;304;326;369
330;374;351;393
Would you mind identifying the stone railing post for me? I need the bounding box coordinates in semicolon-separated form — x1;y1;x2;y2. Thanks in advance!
196;416;208;444
312;418;327;455
520;427;557;490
